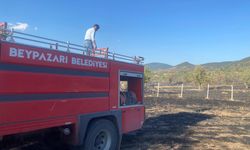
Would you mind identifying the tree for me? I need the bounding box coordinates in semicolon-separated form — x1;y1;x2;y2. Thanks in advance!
183;71;194;84
144;68;152;83
193;66;207;89
242;70;250;88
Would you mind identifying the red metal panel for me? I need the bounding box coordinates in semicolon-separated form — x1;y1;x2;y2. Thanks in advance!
121;106;145;133
0;41;111;136
0;98;109;136
0;71;109;94
0;42;109;72
0;115;77;136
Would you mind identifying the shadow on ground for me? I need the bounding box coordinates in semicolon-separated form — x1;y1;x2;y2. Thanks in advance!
121;112;213;150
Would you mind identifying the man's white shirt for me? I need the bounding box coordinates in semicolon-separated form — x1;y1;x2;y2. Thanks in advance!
84;27;95;42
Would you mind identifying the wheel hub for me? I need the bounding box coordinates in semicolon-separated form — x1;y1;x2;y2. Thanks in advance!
94;130;111;150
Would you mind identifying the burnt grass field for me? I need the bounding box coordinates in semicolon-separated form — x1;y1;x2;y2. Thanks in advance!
121;97;250;150
4;95;250;150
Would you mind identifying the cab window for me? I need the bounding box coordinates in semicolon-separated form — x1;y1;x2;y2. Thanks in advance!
119;71;143;106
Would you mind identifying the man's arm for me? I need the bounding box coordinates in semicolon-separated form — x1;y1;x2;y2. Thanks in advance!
91;30;97;49
92;40;97;50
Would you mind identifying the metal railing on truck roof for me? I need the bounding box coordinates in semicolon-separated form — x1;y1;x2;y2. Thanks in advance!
0;28;144;65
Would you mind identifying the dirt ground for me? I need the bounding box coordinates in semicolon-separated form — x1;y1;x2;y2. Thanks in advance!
121;97;250;150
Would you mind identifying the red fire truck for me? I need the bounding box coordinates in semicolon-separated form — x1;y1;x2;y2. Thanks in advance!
0;28;145;149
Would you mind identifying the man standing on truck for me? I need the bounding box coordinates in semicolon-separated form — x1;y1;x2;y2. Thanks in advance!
0;22;8;41
0;22;14;42
83;24;100;56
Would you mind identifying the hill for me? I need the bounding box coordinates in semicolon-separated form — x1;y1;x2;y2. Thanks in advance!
146;56;250;85
202;61;234;70
146;56;250;71
174;62;195;70
145;63;172;71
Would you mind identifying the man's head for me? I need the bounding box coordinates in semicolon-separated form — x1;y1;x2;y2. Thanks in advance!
0;22;8;29
93;24;100;31
0;22;7;29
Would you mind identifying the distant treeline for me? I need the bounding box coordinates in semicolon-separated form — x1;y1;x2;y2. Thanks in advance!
145;63;250;88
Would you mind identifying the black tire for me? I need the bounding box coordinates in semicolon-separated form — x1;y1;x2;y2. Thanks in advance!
83;119;119;150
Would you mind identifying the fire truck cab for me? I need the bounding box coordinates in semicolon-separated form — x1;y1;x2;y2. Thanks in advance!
0;28;145;150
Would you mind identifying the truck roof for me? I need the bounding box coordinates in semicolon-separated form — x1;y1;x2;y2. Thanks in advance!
0;28;144;65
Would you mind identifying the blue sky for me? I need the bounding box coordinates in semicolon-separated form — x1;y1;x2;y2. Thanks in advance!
1;0;250;65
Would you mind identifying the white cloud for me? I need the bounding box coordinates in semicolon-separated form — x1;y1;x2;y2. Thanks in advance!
11;22;28;31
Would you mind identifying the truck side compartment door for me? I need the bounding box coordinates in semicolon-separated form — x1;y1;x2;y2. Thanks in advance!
119;71;144;133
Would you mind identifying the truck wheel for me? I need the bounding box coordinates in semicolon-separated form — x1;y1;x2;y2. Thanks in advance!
83;119;118;150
